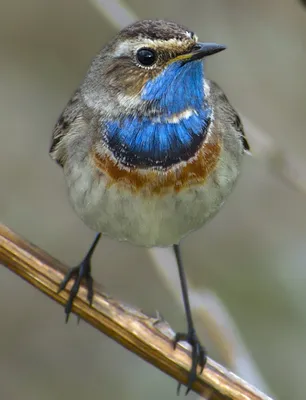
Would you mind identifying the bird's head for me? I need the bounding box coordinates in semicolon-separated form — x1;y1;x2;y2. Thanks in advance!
83;20;226;169
83;19;226;118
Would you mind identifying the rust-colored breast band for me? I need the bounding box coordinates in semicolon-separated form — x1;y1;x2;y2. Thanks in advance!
92;138;221;195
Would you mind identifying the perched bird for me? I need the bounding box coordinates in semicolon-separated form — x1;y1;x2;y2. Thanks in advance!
50;19;249;393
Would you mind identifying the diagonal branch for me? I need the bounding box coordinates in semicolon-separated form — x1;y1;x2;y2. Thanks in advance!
0;222;273;400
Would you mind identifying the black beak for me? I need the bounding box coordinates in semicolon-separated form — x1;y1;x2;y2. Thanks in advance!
187;42;227;61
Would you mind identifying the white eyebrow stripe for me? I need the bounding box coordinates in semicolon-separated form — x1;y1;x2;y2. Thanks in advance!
114;37;193;57
114;41;132;57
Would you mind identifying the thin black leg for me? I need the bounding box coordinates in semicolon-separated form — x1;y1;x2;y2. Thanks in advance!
58;233;101;322
173;244;207;395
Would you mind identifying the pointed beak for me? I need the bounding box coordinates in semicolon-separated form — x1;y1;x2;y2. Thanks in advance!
186;42;227;61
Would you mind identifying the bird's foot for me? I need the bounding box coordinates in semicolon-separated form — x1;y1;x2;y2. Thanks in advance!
173;328;207;395
58;258;94;323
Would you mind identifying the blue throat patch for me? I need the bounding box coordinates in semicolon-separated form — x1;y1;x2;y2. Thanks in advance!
104;60;211;168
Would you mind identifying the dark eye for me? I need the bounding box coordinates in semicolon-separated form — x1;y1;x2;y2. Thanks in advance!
136;48;157;66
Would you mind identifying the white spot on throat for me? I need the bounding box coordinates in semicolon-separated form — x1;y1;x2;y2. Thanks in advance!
152;108;196;124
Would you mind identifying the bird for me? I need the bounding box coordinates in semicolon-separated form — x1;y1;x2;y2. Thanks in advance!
49;19;249;394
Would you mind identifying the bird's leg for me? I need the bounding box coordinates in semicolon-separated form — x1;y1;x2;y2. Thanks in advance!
173;244;207;395
58;233;101;322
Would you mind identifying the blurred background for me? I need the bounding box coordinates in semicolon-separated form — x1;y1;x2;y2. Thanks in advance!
1;0;306;399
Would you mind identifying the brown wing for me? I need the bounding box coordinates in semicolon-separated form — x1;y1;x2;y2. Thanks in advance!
207;80;250;153
49;90;83;167
232;112;250;152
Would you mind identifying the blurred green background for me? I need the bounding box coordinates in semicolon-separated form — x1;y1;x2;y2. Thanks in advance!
1;1;306;399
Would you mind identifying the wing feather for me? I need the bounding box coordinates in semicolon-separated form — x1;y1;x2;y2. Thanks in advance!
49;90;83;167
207;80;250;153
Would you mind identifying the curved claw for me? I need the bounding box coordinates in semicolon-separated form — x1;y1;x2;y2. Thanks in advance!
57;266;80;293
58;261;94;323
86;275;94;305
173;330;207;395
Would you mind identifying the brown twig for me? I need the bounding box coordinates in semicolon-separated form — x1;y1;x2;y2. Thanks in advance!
0;223;273;400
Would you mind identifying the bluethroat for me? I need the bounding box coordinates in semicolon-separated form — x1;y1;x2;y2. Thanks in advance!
50;19;249;393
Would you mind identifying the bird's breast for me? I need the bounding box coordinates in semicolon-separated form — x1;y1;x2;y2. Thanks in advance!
66;123;243;246
102;107;212;169
92;135;221;196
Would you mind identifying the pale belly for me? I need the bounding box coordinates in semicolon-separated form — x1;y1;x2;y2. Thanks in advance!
64;151;241;247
